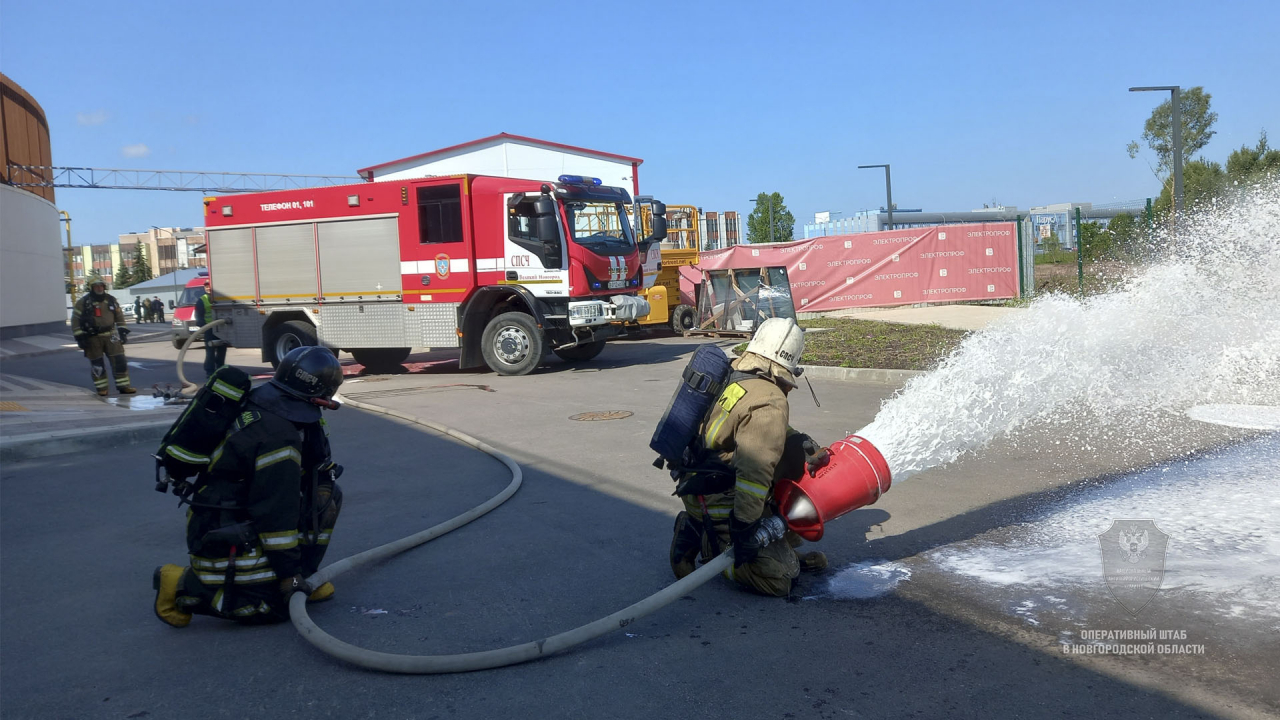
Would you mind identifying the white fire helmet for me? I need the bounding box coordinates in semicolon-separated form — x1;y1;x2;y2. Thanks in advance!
744;317;805;375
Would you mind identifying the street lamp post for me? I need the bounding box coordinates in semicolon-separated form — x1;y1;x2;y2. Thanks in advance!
858;164;893;230
1129;85;1183;216
152;226;181;311
59;210;77;303
748;196;775;244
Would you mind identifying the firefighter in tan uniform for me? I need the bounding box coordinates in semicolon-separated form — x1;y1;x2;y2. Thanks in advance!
670;317;827;597
71;280;135;396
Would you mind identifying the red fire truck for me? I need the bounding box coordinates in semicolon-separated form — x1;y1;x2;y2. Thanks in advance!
202;174;665;375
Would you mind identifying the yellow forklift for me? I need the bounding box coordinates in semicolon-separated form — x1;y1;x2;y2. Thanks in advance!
631;200;701;333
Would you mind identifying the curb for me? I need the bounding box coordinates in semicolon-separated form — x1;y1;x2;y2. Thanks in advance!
799;365;923;384
0;419;173;463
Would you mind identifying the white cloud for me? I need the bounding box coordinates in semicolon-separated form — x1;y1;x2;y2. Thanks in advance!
121;143;151;158
76;110;109;126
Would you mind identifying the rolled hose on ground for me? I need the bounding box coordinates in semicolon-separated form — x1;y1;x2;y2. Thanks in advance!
173;323;734;673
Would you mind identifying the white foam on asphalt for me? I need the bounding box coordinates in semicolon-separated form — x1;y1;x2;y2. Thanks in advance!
1186;403;1280;430
819;560;912;600
925;434;1280;618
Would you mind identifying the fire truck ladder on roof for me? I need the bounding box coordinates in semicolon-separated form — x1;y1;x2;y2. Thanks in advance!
6;164;362;193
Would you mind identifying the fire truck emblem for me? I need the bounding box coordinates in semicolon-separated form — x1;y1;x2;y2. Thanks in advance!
435;254;450;279
1098;519;1169;616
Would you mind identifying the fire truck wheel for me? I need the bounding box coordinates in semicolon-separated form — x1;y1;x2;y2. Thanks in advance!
553;340;606;363
350;347;411;372
481;312;545;376
670;304;696;334
268;320;319;368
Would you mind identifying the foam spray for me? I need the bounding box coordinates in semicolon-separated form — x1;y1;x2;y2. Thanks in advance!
857;182;1280;481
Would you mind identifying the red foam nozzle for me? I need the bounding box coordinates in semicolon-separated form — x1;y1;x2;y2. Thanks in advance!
774;435;892;542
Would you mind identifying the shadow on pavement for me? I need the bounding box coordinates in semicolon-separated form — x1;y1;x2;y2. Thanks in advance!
0;405;1230;719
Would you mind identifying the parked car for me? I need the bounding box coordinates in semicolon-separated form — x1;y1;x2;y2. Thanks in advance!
170;272;209;350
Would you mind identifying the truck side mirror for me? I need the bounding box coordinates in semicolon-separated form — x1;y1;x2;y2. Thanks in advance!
536;215;560;245
168;300;175;309
651;201;666;216
533;196;556;216
647;215;668;243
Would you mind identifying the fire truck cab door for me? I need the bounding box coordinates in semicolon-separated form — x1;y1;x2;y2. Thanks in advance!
503;193;569;299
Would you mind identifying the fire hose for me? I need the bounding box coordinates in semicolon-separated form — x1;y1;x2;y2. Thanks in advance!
175;319;736;673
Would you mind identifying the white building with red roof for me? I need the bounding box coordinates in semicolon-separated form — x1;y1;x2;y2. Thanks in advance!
357;133;644;196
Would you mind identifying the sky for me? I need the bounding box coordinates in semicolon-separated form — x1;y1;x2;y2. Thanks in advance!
3;0;1278;245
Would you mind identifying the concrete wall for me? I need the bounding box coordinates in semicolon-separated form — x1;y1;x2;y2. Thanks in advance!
374;140;634;193
1;184;66;338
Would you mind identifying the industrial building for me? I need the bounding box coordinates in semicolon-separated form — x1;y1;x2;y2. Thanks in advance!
803;207;1023;238
1;72;64;338
359;133;645;196
804;202;1146;254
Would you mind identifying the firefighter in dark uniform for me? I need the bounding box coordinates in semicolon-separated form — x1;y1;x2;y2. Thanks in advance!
669;317;828;597
71;279;135;396
152;346;345;626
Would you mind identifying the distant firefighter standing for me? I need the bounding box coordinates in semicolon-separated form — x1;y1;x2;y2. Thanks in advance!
71;280;135;396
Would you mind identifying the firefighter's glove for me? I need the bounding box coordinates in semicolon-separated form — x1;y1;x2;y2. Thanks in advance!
75;335;89;351
803;438;830;477
117;326;130;344
730;514;787;568
279;574;314;597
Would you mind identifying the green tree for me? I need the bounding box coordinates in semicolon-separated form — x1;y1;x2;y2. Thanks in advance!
1226;130;1280;184
132;244;154;283
1041;232;1061;253
746;192;795;245
1153;159;1227;215
1077;221;1115;261
1127;86;1218;175
114;255;134;289
1105;212;1139;257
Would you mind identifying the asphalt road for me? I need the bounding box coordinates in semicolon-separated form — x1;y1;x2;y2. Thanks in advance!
0;335;1266;719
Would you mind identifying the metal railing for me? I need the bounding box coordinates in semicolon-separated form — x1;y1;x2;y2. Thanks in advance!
6;164;361;193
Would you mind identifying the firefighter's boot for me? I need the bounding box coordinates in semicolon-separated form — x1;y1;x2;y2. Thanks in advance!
670;511;705;580
153;564;192;628
307;582;335;603
118;386;137;395
798;551;828;573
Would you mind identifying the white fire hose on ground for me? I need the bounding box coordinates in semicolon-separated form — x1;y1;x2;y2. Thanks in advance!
174;319;733;673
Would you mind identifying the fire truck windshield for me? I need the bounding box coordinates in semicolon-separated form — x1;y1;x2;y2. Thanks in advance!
563;201;636;254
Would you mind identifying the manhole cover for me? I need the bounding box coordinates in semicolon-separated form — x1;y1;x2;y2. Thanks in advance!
569;411;633;421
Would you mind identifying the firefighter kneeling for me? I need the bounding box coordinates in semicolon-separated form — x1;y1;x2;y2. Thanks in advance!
670;317;828;597
152;347;345;626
